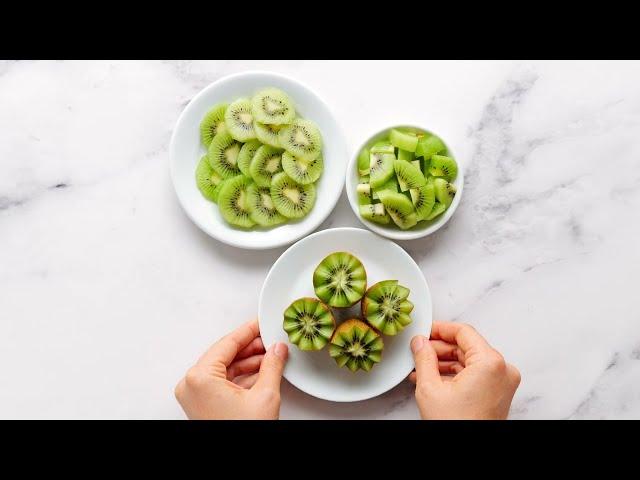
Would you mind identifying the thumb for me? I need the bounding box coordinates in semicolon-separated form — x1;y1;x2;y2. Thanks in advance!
411;335;441;387
254;342;288;392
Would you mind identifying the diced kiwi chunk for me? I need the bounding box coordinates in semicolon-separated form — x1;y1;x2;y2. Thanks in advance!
415;134;446;159
389;129;418;152
358;148;371;176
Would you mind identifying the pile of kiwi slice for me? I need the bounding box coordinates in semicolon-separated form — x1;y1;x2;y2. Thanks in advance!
196;88;324;228
283;252;413;373
357;128;458;230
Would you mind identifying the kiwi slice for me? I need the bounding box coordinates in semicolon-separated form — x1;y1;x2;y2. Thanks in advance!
224;98;256;142
237;140;261;177
390;129;418;152
378;191;418;230
217;175;255;228
199;103;227;147
425;201;447;220
249;145;284;187
433;178;457;207
357;149;370;176
246;183;286;227
313;252;367;308
362;280;413;336
369;152;395;189
270;172;316;219
415;134;446;159
410;183;436;221
398;149;415;162
278;119;323;161
357;182;372;205
372;176;399;200
281;151;323;185
195;155;224;202
394;159;426;192
254;121;282;148
283;297;335;351
252;88;296;125
428;154;458;181
207;132;242;179
359;203;390;224
329;319;383;372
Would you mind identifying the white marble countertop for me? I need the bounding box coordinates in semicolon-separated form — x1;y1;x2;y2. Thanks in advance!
1;60;639;419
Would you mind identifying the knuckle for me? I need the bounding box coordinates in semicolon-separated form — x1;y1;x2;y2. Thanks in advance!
508;364;522;386
185;367;205;388
486;351;506;373
461;323;477;335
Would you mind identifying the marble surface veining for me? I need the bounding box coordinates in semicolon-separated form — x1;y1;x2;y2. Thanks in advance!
1;60;639;419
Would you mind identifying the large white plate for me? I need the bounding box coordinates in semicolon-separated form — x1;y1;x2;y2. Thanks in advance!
170;71;347;250
259;227;432;402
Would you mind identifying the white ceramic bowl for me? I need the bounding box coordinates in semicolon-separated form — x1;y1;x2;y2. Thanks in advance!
170;71;347;250
258;227;432;402
345;124;464;241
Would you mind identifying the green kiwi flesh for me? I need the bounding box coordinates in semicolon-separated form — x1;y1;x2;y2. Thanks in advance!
278;119;322;161
283;297;335;351
254;121;282;148
196;155;224;202
390;129;418;152
415;134;446;159
425;201;447;220
329;319;383;372
249;145;283;187
428;155;458;181
200;103;227;147
281;151;323;185
394;159;426;192
358;148;371;176
433;177;457;207
208;132;242;179
359;203;390;224
398;149;415;162
372;176;399;200
378;191;418;230
252;88;296;125
362;280;413;336
270;172;316;219
357;182;372;205
224;98;256;142
410;183;436;221
217;175;255;228
237;140;261;177
313;252;367;308
369;152;395;188
246;183;286;227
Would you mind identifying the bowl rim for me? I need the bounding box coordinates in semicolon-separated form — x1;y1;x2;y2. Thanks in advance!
344;123;464;241
169;70;347;250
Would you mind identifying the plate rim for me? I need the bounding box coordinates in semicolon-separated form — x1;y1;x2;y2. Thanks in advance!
169;70;347;250
258;226;433;402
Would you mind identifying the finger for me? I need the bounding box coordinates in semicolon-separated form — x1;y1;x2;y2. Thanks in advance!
430;321;492;354
438;361;464;375
408;371;416;384
253;342;288;392
409;371;454;384
411;335;441;387
233;373;259;389
226;354;264;380
197;319;260;368
235;337;265;361
430;339;465;364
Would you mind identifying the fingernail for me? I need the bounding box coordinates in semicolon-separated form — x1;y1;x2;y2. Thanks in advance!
411;336;425;353
274;342;288;359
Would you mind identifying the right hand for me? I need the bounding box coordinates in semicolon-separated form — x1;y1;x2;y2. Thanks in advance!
409;321;521;420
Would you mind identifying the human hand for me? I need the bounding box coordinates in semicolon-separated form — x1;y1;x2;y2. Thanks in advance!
175;319;289;420
409;321;520;420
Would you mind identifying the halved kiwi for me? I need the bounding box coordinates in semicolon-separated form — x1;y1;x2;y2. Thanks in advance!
195;155;224;202
369;152;395;188
359;203;391;224
270;172;316;219
428;154;458;181
410;183;436;221
281;151;323;185
390;129;418;152
249;145;283;187
254;121;282;148
425;201;447;220
237;140;261;177
358;148;371;176
246;183;286;227
199;103;227;147
207;132;242;179
217;175;255;228
362;280;413;336
278;119;323;161
378;191;418;230
394;159;426;192
224;98;256;141
313;252;367;308
252;88;296;125
415;134;446;159
283;297;335;351
433;177;457;207
329;319;384;372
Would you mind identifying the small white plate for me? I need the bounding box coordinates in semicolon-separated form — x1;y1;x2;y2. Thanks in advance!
258;227;432;402
170;71;347;250
345;124;464;241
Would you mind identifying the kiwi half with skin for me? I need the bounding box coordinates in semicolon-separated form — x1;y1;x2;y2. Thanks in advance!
249;145;283;187
224;98;256;141
270;172;316;219
217;175;255;228
246;183;286;227
208;132;242;179
281;151;323;185
237;140;261;177
283;297;335;351
195;155;224;202
362;280;413;336
252;88;296;125
313;252;367;308
200;103;227;147
278;119;323;161
329;319;383;372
